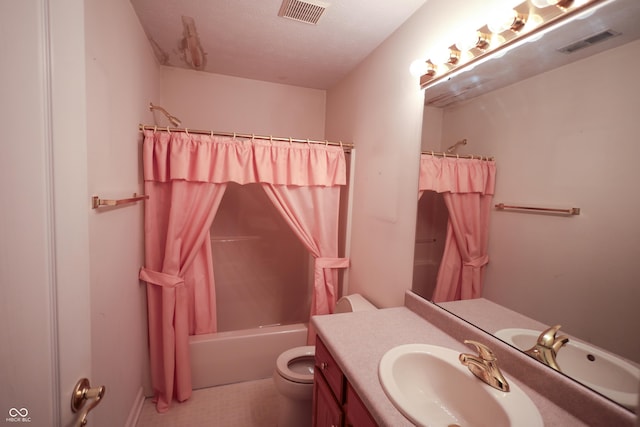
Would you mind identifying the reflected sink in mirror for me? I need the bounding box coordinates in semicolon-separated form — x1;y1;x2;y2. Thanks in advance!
378;343;543;427
495;328;640;411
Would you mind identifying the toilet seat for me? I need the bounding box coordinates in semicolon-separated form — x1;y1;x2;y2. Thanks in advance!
276;346;315;384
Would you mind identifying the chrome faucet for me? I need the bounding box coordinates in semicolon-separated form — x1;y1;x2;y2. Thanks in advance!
524;324;569;372
459;340;510;392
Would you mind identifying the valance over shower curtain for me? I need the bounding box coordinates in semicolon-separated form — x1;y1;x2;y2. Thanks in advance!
139;130;348;412
418;154;496;302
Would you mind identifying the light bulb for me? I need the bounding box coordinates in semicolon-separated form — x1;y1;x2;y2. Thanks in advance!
456;31;481;52
459;50;475;64
429;47;454;65
409;59;429;77
526;13;544;29
488;7;517;33
530;0;554;8
490;34;506;48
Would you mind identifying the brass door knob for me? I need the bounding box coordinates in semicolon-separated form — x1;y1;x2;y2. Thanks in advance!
71;378;106;426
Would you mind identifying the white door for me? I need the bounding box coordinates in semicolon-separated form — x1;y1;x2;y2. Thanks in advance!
1;1;94;426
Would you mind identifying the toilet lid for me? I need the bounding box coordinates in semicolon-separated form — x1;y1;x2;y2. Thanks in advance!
276;346;315;384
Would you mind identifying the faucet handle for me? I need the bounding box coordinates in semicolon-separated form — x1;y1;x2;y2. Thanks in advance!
551;335;570;353
463;339;497;361
538;324;568;349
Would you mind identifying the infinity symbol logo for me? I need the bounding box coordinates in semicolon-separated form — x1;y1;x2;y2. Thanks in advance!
8;408;29;417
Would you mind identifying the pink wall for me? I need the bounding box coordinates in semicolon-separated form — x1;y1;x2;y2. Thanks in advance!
159;67;326;138
438;40;640;363
85;0;161;425
324;0;509;308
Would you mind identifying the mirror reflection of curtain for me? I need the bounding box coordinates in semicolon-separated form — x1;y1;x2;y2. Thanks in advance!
138;130;348;412
418;155;496;303
413;191;448;299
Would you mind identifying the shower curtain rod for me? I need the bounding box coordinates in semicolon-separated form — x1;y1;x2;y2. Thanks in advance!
138;124;354;151
421;150;495;161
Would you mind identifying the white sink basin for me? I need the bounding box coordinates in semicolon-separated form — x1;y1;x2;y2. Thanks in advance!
378;344;543;427
495;328;640;410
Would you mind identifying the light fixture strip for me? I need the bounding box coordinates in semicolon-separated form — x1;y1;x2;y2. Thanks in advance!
419;0;608;90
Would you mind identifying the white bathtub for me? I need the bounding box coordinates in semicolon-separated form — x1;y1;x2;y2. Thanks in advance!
189;323;308;389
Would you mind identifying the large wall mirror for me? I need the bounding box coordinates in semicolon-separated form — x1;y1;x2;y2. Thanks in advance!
414;0;640;411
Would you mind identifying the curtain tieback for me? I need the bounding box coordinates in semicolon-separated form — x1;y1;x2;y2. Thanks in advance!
313;258;350;315
315;257;350;269
139;267;184;288
463;255;489;268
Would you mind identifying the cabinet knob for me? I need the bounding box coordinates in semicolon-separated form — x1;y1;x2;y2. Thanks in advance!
319;362;328;370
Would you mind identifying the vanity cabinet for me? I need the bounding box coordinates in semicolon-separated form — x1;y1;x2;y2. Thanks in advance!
313;337;378;427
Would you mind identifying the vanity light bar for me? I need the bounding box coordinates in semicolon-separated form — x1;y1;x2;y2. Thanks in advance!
418;0;608;90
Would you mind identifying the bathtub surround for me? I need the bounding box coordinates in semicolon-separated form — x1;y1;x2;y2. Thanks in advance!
139;130;348;412
211;182;312;332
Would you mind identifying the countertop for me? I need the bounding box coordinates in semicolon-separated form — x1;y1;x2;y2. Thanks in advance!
311;292;636;426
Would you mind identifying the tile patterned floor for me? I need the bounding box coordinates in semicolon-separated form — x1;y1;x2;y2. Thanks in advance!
136;379;278;427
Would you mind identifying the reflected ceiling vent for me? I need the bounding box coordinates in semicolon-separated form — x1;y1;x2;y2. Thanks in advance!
278;0;329;25
558;30;621;54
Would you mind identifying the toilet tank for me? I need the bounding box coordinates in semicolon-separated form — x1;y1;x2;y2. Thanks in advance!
334;294;377;313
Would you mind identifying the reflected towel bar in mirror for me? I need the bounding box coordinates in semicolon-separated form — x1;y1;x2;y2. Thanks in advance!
495;203;580;215
91;193;149;209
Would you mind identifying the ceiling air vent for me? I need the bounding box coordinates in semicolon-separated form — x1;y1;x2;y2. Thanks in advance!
278;0;329;25
558;29;621;54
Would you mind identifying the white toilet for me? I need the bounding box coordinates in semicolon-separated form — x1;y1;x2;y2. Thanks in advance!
272;294;376;427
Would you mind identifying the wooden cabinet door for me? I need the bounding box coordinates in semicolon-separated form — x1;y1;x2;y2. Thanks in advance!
345;382;378;427
313;371;343;427
315;337;345;402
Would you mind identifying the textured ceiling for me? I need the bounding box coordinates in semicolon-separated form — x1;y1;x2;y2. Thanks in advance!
130;0;427;89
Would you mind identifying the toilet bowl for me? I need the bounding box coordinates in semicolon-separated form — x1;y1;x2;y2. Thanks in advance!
272;346;316;427
272;294;376;427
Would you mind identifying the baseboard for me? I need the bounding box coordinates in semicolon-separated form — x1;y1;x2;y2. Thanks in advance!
124;386;146;427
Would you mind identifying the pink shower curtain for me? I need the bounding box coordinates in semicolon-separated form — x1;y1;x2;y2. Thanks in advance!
418;155;496;302
139;130;347;412
262;184;349;343
139;180;226;412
